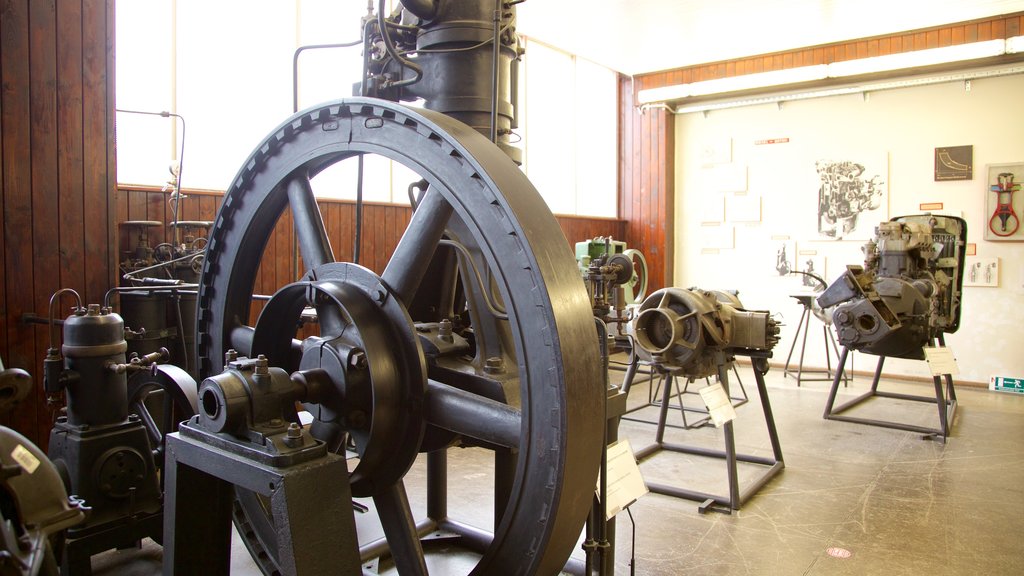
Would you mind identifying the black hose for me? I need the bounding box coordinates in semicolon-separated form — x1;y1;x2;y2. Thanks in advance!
399;0;437;20
378;0;422;89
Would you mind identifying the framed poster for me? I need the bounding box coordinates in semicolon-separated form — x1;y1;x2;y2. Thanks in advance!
934;145;973;181
984;163;1024;241
815;155;888;241
963;257;999;287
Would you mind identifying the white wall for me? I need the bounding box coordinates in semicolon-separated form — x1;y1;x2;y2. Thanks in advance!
674;72;1024;384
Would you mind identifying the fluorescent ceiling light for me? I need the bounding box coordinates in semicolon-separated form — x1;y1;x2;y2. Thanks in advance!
1007;35;1024;54
641;38;1018;106
829;39;1005;77
687;65;828;96
637;65;827;105
673;65;1024;115
637;84;691;105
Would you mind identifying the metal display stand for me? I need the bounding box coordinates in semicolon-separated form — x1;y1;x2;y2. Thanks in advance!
632;351;784;514
621;356;749;431
783;294;849;386
162;423;362;576
823;335;957;443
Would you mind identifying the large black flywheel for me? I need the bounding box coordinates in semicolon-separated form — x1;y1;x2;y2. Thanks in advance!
196;98;603;575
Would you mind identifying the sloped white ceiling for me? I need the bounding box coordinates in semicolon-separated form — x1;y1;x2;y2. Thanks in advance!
516;0;1024;75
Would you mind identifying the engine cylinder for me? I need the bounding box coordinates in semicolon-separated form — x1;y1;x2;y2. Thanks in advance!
62;305;129;426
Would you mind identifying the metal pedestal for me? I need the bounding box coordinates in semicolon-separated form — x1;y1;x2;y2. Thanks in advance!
823;336;957;443
621;357;749;431
783;294;849;386
162;429;361;576
633;352;784;514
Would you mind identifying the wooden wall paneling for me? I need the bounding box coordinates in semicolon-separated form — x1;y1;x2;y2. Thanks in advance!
374;205;387;274
115;191;128;258
178;193;198;222
105;0;116;293
1007;15;1020;36
146;189;166;245
30;0;60;445
360;205;376;272
2;0;37;436
965;23;979;42
992;17;1006;38
337;204;354;262
56;0;85;300
82;0;113;305
662;108;675;294
939;28;953;47
639;109;653;288
0;5;9;368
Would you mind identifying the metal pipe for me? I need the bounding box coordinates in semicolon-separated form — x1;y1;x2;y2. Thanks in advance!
291;41;362;113
489;0;501;143
114;109;186;245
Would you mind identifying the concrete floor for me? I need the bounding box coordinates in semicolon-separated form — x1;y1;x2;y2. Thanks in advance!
92;360;1024;575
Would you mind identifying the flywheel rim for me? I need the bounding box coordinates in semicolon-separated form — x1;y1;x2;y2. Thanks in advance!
196;98;603;575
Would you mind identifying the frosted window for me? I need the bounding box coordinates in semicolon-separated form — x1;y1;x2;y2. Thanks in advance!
520;39;618;218
114;0;174;187
115;3;617;214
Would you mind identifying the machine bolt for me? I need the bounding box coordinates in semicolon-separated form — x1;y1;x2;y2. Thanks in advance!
484;356;504;374
283;422;304;448
225;349;238;364
254;354;269;375
87;304;101;316
438;319;453;342
349;350;367;370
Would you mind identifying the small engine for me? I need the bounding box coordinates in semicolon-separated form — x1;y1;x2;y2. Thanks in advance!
631;288;780;379
817;214;967;360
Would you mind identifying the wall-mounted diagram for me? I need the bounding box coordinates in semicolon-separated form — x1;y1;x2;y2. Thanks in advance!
964;256;1000;287
934;145;973;181
984;164;1023;241
815;157;887;241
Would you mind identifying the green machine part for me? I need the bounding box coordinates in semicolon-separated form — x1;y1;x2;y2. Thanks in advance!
575;237;627;274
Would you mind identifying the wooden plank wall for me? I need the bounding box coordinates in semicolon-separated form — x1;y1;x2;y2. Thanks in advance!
620;11;1023;294
116;187;624;327
0;0;116;447
619;81;673;296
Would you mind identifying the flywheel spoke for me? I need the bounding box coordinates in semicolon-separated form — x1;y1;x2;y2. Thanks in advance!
286;173;334;270
425;380;521;450
285;173;349;335
373;481;428;576
382;187;453;305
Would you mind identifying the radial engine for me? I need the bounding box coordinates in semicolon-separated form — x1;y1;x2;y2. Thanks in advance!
816;214;967;359
632;288;780;379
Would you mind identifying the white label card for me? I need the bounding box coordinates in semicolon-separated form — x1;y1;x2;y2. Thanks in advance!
924;346;960;376
600;439;648;520
11;444;41;474
699;383;737;427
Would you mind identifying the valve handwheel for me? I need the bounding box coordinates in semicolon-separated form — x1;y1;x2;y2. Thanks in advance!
196;99;603;575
